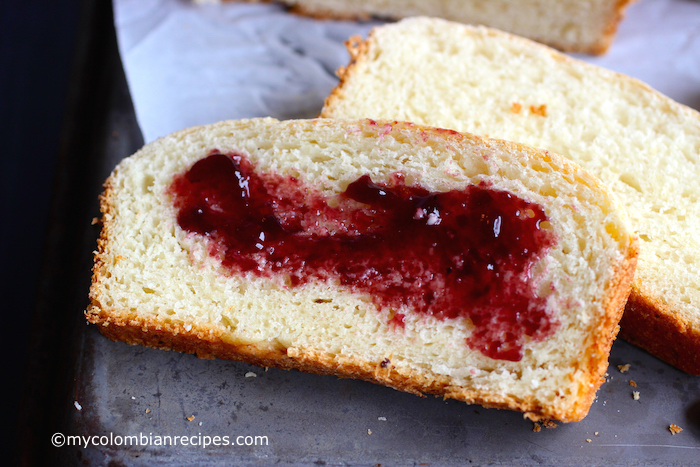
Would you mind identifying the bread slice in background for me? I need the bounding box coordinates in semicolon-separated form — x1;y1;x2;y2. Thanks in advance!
195;0;636;54
87;117;637;422
320;17;700;374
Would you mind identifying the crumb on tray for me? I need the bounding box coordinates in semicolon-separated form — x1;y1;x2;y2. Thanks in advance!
533;420;558;432
669;424;683;435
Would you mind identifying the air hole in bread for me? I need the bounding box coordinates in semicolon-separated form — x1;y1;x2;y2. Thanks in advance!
578;238;587;253
142;175;155;193
605;222;621;240
220;315;237;331
530;160;552;174
619;173;642;193
538;220;553;231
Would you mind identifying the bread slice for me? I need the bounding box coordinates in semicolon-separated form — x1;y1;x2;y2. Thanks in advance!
87;117;637;422
320;17;700;375
195;0;636;54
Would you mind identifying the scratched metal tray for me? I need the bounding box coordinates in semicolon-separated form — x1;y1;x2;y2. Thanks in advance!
20;1;700;466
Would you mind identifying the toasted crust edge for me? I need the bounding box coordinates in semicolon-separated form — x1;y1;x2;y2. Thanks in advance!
619;287;700;375
84;306;617;424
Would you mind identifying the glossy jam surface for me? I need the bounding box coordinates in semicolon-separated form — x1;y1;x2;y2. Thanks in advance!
169;151;558;361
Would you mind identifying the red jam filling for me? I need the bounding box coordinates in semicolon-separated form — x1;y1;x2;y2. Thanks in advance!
169;151;558;361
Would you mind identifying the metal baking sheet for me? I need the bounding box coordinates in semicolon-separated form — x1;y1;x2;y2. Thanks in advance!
69;330;700;466
29;0;700;465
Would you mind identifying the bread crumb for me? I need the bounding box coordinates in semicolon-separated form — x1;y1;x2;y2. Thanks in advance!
245;372;257;378
533;420;557;431
629;380;637;387
632;391;640;401
367;429;372;435
511;103;522;114
145;408;151;413
586;439;592;443
199;421;203;426
378;417;387;421
594;432;599;436
529;104;547;117
187;415;195;422
617;364;630;373
543;420;558;429
669;424;683;435
91;217;101;225
74;401;82;411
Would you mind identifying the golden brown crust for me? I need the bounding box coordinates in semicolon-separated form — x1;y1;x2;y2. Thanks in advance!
572;235;638;415
219;0;374;21
287;4;372;22
319;35;369;118
619;287;700;376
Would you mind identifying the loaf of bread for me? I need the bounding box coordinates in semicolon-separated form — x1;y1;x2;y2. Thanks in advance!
320;17;700;375
195;0;636;54
87;117;637;422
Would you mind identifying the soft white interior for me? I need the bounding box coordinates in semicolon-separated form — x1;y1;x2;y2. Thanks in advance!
322;18;700;329
95;118;634;417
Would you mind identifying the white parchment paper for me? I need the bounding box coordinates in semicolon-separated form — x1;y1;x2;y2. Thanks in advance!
113;0;700;144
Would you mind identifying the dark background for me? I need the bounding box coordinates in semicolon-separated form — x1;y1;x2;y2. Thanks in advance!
1;0;84;459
